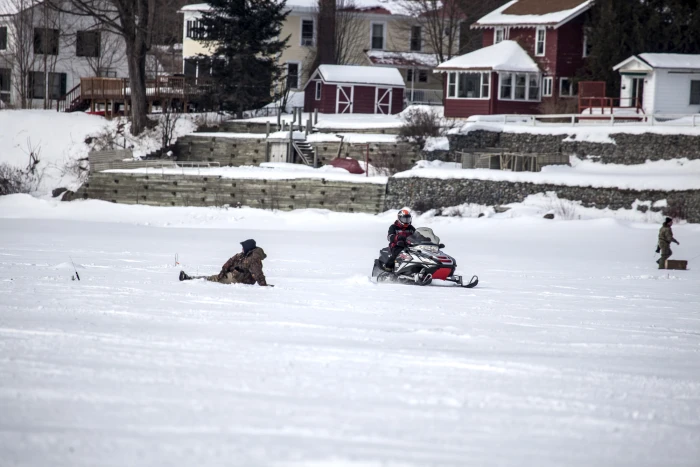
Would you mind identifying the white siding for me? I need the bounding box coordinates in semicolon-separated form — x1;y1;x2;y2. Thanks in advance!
644;72;656;114
651;69;700;114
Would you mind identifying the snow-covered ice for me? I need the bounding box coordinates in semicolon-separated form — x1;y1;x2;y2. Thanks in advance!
1;195;699;466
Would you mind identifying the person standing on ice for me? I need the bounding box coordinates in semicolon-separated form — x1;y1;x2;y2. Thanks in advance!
657;217;680;269
384;209;416;270
179;239;271;286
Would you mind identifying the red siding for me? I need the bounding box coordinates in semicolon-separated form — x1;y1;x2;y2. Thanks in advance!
321;83;337;113
444;99;491;118
555;15;586;77
304;81;319;112
391;88;403;114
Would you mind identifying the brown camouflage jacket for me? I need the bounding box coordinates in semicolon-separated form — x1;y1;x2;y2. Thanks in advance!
219;247;268;286
658;226;676;248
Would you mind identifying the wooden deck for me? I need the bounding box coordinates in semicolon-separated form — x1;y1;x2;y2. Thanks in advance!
57;76;214;113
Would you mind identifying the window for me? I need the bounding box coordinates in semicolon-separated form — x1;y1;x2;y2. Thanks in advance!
34;28;59;55
583;28;592;58
315;80;321;100
446;72;490;99
0;68;10;103
542;76;553;97
410;25;421;51
0;26;7;50
690;81;700;105
560;77;576;97
286;62;299;89
28;71;66;100
535;27;546;56
499;72;540;101
99;69;117;78
186;20;206;39
76;30;101;57
407;69;428;83
494;27;505;44
301;19;314;46
370;22;385;50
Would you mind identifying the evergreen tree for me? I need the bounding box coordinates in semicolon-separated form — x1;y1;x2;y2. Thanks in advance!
197;0;290;115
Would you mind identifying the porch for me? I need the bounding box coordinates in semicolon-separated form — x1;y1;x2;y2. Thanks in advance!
57;76;214;114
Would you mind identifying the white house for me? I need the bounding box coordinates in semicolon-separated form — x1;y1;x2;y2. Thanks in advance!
614;53;700;115
0;0;128;108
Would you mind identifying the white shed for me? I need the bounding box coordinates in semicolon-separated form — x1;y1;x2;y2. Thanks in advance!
614;53;700;115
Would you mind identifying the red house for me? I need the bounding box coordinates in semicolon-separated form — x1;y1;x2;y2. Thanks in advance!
303;65;405;115
438;0;593;118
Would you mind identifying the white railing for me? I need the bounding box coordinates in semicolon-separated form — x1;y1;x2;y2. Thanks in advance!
406;88;443;106
467;113;700;127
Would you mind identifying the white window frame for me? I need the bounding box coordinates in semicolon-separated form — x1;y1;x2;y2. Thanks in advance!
410;25;422;52
446;71;490;100
494;27;505;44
315;80;322;100
535;27;546;57
300;18;315;46
286;61;301;90
370;21;386;50
559;77;576;98
498;72;541;102
582;29;591;58
542;76;553;97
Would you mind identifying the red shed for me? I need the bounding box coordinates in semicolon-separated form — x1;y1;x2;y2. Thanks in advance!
303;65;405;115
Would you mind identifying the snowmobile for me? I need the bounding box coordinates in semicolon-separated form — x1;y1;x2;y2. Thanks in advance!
371;227;478;288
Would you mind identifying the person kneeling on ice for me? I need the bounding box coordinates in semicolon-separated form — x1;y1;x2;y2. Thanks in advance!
179;239;271;286
384;209;416;270
656;217;680;269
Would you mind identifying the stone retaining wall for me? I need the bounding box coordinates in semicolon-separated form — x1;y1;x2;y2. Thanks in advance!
70;173;387;213
174;135;268;166
449;130;700;164
385;178;700;222
309;141;420;170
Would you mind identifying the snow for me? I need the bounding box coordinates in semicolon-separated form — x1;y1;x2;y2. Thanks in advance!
104;162;388;184
424;136;450;151
0;110;107;192
452;118;700;144
366;50;439;68
316;65;406;87
395;158;700;191
638;53;700;70
436;41;540;73
243;112;405;129
474;0;593;27
1;194;699;466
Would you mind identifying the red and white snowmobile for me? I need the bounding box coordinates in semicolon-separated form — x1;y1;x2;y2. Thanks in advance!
371;227;478;288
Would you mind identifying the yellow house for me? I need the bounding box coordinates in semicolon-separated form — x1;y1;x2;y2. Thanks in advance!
179;0;460;106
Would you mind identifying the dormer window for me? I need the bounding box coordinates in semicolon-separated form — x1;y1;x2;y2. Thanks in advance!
494;27;505;44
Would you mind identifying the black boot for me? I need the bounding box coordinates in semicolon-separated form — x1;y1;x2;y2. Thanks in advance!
179;271;192;281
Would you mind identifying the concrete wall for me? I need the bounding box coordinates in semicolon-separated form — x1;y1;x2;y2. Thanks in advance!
71;172;387;213
449;129;700;164
385;177;700;223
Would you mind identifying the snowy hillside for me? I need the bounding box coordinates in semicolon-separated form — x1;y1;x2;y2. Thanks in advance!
1;195;699;466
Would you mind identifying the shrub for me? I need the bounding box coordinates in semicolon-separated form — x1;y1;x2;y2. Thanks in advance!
0;163;40;195
398;107;444;151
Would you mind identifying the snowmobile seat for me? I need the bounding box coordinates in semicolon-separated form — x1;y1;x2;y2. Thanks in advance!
378;248;391;265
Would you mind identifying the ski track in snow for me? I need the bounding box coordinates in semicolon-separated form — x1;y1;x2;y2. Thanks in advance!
0;209;699;466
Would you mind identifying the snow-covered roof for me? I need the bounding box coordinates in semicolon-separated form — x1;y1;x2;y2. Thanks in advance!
435;41;540;73
313;65;405;87
614;53;700;72
473;0;593;28
366;50;439;69
179;0;410;15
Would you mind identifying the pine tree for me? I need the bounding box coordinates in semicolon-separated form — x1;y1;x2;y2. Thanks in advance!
197;0;290;115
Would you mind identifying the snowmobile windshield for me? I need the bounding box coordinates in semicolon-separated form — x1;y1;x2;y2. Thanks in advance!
407;227;440;246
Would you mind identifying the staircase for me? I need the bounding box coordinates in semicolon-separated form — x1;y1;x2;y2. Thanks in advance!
56;83;88;113
292;140;316;167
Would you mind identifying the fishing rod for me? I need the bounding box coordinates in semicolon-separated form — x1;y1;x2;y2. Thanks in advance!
70;256;80;281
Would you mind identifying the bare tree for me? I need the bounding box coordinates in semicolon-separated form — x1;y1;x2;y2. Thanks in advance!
455;0;510;54
50;0;158;135
398;0;463;64
1;0;39;108
309;0;365;72
83;28;126;77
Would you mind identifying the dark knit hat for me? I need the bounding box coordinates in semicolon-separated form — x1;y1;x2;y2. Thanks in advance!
664;217;673;224
241;239;257;254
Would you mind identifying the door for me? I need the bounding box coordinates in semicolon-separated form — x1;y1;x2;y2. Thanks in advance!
375;87;392;114
336;85;353;113
631;78;644;109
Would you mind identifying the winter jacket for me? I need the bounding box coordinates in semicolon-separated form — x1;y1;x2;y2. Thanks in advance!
219;247;268;286
658;226;676;249
388;221;416;248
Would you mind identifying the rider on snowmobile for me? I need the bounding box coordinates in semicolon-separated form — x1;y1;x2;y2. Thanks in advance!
385;209;416;270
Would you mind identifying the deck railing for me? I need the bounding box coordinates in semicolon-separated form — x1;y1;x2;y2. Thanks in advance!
578;96;643;114
80;76;215;101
